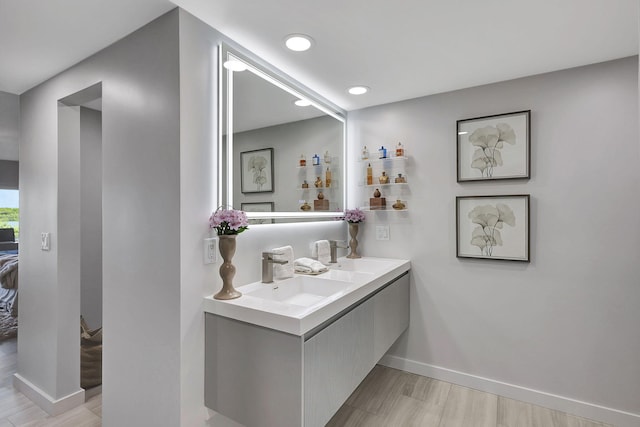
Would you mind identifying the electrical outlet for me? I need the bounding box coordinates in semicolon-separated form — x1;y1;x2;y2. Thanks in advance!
204;237;217;264
41;232;50;251
376;225;390;241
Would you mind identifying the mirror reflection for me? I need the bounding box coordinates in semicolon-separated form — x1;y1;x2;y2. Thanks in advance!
221;47;346;222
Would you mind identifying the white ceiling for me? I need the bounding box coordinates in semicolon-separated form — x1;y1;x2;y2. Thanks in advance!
0;0;175;94
1;0;638;112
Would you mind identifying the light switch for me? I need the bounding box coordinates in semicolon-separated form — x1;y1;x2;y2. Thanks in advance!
204;237;217;264
376;225;390;241
41;232;50;251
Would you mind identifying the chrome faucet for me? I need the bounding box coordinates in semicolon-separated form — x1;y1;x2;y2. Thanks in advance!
261;252;288;283
329;240;348;263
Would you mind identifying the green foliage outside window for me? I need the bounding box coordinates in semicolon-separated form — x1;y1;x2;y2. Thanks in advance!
0;208;19;240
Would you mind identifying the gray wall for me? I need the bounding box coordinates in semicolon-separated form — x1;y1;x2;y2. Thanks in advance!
176;10;223;426
56;104;82;396
0;91;19;161
80;107;102;330
20;10;181;425
347;56;640;424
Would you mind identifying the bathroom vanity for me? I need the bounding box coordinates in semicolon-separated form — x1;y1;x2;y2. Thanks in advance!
204;257;410;427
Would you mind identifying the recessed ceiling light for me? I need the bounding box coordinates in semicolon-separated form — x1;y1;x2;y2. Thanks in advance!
285;34;313;52
294;99;312;107
348;86;369;95
223;60;248;72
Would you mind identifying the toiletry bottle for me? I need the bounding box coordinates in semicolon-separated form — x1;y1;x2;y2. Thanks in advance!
396;142;404;157
312;154;320;166
379;146;387;159
325;167;332;188
395;173;406;183
314;176;323;188
361;146;369;160
299;154;306;167
392;200;406;210
366;163;373;185
302;180;309;189
324;150;331;164
379;171;389;184
300;201;311;211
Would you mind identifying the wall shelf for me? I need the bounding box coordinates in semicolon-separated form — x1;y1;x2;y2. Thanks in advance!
360;156;408;163
360;207;408;212
364;182;408;188
361;154;411;212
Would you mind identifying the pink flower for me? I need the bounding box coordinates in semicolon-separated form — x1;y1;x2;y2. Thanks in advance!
342;208;366;223
209;207;249;235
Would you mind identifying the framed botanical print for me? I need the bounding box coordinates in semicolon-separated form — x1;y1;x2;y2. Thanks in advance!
456;195;530;262
240;148;274;193
457;110;530;182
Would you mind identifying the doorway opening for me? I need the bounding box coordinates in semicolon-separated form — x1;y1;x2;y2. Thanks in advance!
58;82;103;398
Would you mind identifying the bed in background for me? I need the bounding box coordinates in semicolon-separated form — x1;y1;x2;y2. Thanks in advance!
0;253;17;340
0;254;17;316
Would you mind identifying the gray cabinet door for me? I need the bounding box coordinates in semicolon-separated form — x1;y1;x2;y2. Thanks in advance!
304;300;375;427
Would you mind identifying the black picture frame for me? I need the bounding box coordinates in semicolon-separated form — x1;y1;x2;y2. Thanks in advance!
457;110;530;182
456;194;530;262
241;202;275;224
240;148;274;193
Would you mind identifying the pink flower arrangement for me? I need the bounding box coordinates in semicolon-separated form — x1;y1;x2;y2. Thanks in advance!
342;208;366;223
209;207;249;235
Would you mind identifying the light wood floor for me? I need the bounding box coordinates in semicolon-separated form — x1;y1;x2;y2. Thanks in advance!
327;365;612;427
0;338;101;426
0;338;612;427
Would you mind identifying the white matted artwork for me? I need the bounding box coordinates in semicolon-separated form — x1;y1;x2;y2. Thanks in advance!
457;110;530;182
241;202;274;224
456;195;530;262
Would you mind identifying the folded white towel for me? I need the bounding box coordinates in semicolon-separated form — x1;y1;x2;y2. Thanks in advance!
272;246;294;280
312;240;331;265
294;257;328;274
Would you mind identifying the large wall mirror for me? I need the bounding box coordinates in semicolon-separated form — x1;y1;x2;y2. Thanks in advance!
219;45;346;223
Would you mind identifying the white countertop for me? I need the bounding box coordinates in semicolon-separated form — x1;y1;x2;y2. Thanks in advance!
203;256;410;336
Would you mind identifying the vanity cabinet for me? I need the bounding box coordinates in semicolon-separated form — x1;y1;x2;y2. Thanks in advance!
204;271;409;427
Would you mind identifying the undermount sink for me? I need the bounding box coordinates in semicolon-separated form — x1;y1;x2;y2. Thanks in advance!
243;276;351;307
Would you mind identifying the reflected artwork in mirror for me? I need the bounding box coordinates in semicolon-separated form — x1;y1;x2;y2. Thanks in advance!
219;45;346;223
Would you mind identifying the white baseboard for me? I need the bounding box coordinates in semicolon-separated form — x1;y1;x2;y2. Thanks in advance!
379;355;640;427
13;373;85;416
